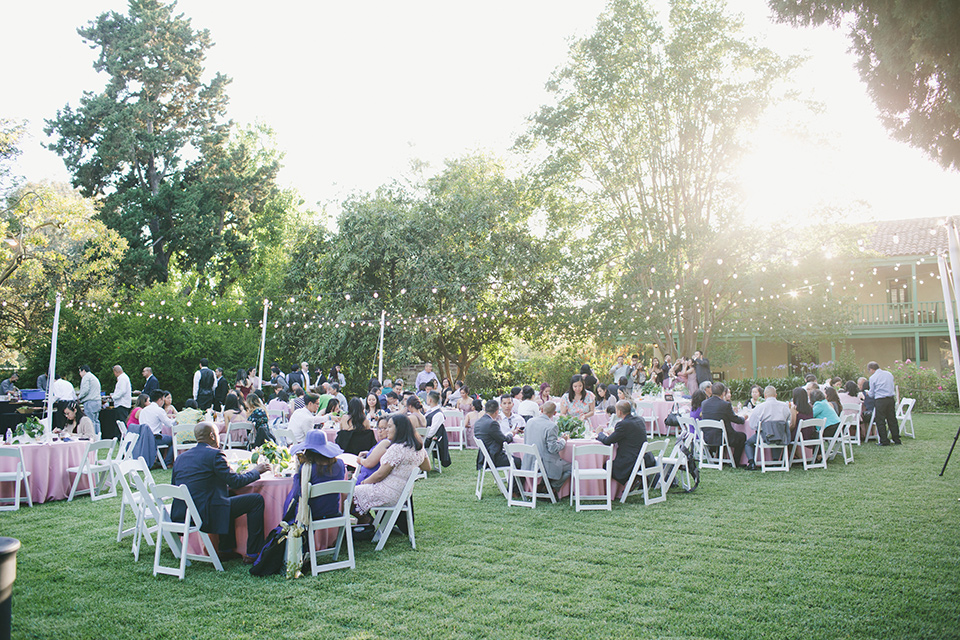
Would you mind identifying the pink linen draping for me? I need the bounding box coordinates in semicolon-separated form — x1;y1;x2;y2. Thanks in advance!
514;436;625;500
0;441;89;504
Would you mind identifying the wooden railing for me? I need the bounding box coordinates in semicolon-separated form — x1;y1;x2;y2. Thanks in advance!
856;301;945;326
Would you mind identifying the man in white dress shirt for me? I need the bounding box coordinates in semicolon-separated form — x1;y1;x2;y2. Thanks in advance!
498;395;525;436
139;390;175;467
287;393;321;444
110;365;133;425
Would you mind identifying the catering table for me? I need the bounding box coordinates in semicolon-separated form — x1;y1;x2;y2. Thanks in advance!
0;440;90;503
0;400;44;433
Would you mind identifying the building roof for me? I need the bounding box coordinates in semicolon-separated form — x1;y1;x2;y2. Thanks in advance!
862;217;952;257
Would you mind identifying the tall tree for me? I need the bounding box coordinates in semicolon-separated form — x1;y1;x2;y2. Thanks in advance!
44;0;260;287
769;0;960;171
523;0;806;358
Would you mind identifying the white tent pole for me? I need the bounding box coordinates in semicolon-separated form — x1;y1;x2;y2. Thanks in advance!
44;293;62;435
378;310;386;382
257;299;269;384
948;223;960;327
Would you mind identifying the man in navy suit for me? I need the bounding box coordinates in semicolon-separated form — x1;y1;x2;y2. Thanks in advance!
700;382;746;467
142;367;159;396
597;400;653;487
171;422;270;562
474;399;521;471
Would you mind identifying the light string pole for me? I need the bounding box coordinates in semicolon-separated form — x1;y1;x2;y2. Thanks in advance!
938;221;960;476
257;299;269;386
44;293;62;436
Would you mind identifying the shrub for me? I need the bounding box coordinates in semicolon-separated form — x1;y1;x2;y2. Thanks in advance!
726;376;806;402
891;361;959;412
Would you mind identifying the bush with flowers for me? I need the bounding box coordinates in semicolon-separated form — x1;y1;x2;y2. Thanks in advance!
891;360;959;412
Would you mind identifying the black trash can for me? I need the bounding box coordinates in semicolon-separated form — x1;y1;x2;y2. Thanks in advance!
0;537;20;640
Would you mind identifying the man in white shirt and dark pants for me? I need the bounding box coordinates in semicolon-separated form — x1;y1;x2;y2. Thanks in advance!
288;393;321;445
139;390;175;467
867;361;901;446
111;365;132;425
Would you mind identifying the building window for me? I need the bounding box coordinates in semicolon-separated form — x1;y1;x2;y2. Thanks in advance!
902;337;928;362
887;279;910;304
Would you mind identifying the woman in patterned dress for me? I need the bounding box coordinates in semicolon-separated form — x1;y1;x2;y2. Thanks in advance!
558;374;595;421
352;414;430;522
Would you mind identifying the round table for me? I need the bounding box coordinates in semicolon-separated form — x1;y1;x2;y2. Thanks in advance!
0;440;89;503
514;436;625;500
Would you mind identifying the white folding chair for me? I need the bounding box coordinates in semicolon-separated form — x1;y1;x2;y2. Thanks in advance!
306;480;356;574
116;420;128;438
67;438;119;501
475;438;510;501
370;471;418;551
862;408;880;444
897;398;916;439
662;434;697;490
824;413;856;465
129;470;181;563
569;443;613;511
116;431;139;462
171;425;198;460
113;458;157;556
443;409;465;451
150;483;223;579
696;419;735;470
0;447;33;511
841;403;863;444
271;428;295;447
790;418;826;470
416;427;442;474
637;401;660;437
755;427;790;473
226;422;253;449
504;443;556;508
267;409;286;427
620;439;669;505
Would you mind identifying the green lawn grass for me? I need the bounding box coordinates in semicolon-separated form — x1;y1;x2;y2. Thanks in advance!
4;415;960;639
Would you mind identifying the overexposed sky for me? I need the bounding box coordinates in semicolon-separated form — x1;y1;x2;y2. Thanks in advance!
1;0;958;225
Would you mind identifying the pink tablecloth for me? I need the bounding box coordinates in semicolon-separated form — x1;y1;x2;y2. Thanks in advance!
0;441;90;504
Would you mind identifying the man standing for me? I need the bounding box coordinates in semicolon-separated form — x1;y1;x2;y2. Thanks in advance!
171;422;269;563
414;363;439;393
36;372;49;393
700;382;746;467
867;361;901;446
142;367;159;396
610;355;631;386
193;359;215;411
0;373;19;395
474;399;520;471
744;386;792;470
288;392;321;445
498;394;525;436
213;367;229;411
522;401;570;493
110;365;132;425
693;351;712;387
597;400;652;487
77;365;102;435
287;364;304;391
139;389;175;467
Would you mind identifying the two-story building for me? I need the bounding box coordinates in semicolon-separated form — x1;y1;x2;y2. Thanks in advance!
720;217;955;379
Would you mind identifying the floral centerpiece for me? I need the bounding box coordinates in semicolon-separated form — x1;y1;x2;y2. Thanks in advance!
14;416;44;442
672;382;687;397
640;380;660;397
237;440;292;475
556;415;586;439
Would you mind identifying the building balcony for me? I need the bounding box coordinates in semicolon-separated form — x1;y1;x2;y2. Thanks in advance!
851;301;953;337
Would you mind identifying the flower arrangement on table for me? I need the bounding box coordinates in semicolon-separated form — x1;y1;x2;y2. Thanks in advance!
14;417;44;442
640;380;660;397
672;382;688;397
556;415;586;439
237;440;292;475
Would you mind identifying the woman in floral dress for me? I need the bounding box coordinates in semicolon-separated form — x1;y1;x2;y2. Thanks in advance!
353;414;430;521
558;374;595;421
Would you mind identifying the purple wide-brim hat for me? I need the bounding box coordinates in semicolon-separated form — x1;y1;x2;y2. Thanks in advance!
290;429;343;458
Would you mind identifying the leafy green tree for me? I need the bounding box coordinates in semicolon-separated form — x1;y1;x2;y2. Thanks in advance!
769;0;960;171
45;0;283;289
0;119;25;192
1;182;126;365
523;0;819;357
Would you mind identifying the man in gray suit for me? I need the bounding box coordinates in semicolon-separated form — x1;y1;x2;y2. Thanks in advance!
521;401;570;493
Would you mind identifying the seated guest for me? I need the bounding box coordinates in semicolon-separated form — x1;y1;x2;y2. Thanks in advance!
511;386;523;404
246;394;274;449
462;398;484;448
127;393;151;427
596;400;652;488
810;389;840;439
516;385;540;420
161;390;178;419
55;401;95;439
139;389;176;467
267;389;292;420
823;386;844;416
288;393;321;444
456;385;476;413
857;377;876;426
283;430;346;522
700;382;746;467
474;399;521;470
522;401;570;493
605;405;618;429
405;395;426;431
337;397;377;456
290;386;306;412
177;398;204;426
744;386;791;470
356;416;392;484
498;394;525;436
365;393;382;422
171;422;269;563
423;391;451;467
559;374;595;420
745;385;763;409
536;382;552;406
331;383;348;415
689;389;707;420
595;384;615;413
789;387;815;439
837;381;860;408
222;393;247;424
352;415;430;523
384;391;402;413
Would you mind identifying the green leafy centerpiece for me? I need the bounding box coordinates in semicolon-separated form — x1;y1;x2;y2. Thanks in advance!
556;415;586;439
238;440;292;475
640;380;660;397
14;417;45;443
